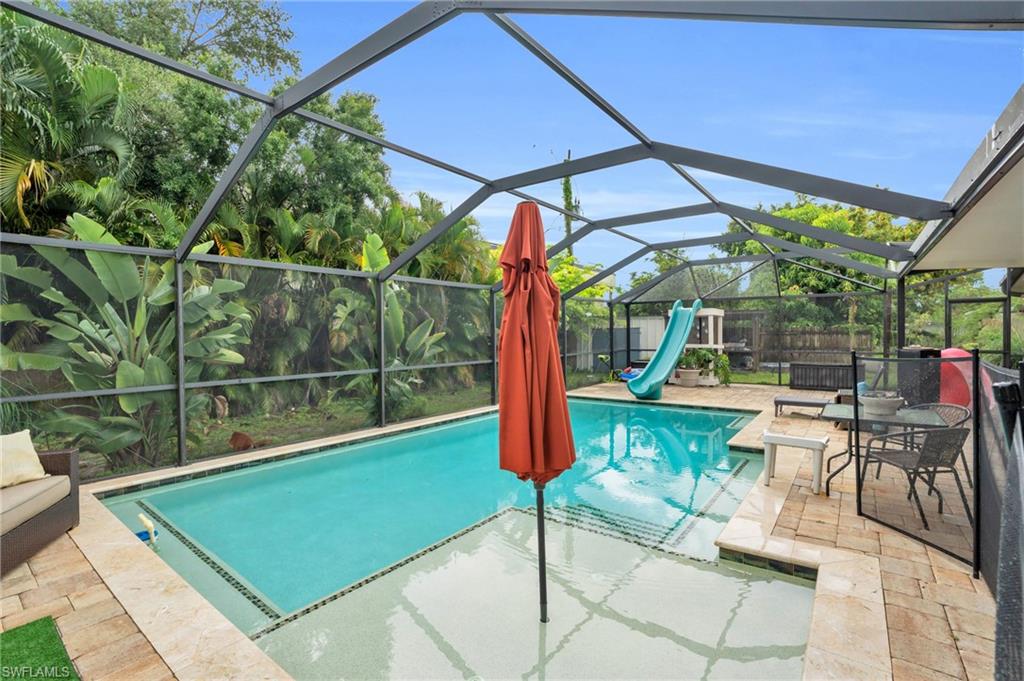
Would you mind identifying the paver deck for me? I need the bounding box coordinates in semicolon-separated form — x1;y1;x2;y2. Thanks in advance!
573;382;996;681
1;535;175;680
1;383;996;680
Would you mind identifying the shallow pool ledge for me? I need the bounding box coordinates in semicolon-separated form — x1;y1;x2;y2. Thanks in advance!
714;444;892;681
71;493;291;680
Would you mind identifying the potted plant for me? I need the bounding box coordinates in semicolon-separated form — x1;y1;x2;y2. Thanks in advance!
694;349;719;386
676;349;704;387
712;352;732;387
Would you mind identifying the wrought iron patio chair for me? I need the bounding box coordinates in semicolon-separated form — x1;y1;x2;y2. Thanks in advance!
860;427;972;531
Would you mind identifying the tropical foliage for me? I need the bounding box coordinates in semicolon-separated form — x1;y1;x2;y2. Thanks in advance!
1;214;250;471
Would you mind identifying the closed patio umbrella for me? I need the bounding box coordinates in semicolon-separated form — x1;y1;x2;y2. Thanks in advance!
498;201;576;623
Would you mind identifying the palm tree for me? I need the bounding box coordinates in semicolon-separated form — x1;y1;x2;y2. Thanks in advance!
0;12;135;231
411;192;495;283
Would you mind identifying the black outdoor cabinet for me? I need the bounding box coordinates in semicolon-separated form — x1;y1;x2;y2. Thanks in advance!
897;347;941;406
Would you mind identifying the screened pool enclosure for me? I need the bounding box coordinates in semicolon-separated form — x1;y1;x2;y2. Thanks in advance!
1;1;1022;481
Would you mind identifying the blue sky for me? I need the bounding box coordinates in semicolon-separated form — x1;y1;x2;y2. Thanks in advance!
264;2;1023;282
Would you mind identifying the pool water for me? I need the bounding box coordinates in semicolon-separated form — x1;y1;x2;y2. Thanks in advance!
105;399;763;632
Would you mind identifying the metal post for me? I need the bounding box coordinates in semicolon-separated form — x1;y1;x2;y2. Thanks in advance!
852;351;863;516
535;482;549;623
625;303;632;366
561;304;568;380
896;277;907;349
777;300;784;386
971;348;981;578
1003;270;1012;367
377;280;387;427
608;301;615;372
174;262;187;466
490;289;498;405
944;281;952;348
882;289;892;359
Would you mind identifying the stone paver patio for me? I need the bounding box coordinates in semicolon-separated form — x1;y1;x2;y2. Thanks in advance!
574;382;996;681
1;382;996;680
0;535;174;680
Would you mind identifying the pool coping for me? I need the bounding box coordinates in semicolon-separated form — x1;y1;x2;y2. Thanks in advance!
73;395;890;680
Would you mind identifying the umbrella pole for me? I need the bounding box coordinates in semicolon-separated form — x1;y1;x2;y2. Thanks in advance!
535;481;549;623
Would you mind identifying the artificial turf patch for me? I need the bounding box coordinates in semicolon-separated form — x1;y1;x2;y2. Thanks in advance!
0;616;79;680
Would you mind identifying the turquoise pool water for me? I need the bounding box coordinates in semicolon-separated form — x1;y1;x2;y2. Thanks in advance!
104;399;761;629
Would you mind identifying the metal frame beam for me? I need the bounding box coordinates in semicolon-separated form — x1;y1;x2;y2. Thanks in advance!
483;11;938;291
777;258;885;292
652;232;751;251
718;203;912;261
461;2;1024;30
700;260;767;299
487;13;651;144
611;253;774;304
272;2;460;116
753;233;896;279
555;231;753;299
613;260;692;304
651;143;952;220
380;186;494;280
10;0;953;270
485;13;783;258
1;0;600;260
177;109;276;261
562;247;651;299
489;145;651;191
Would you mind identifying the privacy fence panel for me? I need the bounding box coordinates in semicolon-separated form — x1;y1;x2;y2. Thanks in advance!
977;361;1021;586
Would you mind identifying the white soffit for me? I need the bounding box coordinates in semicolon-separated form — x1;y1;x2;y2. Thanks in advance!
913;159;1024;271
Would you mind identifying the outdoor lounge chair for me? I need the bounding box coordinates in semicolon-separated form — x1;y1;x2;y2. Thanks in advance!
1;448;80;575
861;427;971;531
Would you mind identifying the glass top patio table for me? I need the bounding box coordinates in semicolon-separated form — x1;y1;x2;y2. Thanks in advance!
820;403;948;429
819;403;947;495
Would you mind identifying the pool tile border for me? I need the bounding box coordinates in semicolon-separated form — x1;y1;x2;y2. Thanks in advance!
249;509;514;641
90;405;499;499
76;405;505;681
71;493;292;680
137;500;282;621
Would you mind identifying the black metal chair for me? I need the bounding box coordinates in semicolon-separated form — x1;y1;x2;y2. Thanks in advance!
904;402;972;487
860;427;972;531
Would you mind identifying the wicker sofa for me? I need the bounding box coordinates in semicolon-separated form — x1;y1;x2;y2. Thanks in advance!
1;449;79;575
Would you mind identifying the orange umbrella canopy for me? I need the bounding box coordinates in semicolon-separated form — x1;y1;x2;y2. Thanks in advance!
498;202;576;485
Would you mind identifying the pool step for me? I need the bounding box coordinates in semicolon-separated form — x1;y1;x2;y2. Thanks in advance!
542;504;679;548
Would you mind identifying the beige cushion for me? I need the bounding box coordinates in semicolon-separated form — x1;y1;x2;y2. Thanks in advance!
1;430;48;488
0;475;70;533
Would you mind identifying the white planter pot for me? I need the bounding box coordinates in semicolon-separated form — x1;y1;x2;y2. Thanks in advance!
677;369;700;387
697;374;719;387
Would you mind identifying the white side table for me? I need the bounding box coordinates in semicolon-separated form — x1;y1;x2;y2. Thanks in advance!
762;431;831;495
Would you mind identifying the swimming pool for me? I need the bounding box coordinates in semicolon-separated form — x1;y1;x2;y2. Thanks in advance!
103;399;766;634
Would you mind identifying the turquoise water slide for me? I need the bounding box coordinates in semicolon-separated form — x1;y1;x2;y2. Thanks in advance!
627;299;702;400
